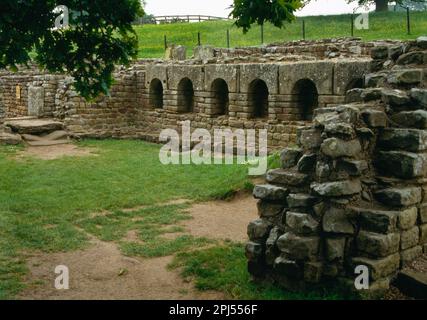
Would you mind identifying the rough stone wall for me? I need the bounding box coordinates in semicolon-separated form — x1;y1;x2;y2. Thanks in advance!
55;70;140;139
246;38;427;295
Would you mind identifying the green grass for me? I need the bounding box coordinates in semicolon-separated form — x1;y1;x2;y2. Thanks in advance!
0;140;250;299
169;243;350;300
135;11;427;58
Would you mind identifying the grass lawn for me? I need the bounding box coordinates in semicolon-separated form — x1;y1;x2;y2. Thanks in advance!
0;140;346;300
135;11;427;58
0;140;249;299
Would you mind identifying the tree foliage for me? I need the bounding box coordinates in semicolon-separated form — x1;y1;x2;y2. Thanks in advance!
230;0;303;33
0;1;144;100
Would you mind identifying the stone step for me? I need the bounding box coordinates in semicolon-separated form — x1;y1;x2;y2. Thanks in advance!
22;130;69;142
5;119;64;135
26;139;70;147
394;270;427;299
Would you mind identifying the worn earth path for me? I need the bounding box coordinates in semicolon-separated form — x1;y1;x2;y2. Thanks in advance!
18;184;258;300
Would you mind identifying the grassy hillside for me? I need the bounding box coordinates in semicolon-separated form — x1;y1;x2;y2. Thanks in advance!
135;11;427;58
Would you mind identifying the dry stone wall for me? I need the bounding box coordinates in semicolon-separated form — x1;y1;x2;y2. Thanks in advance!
246;37;427;295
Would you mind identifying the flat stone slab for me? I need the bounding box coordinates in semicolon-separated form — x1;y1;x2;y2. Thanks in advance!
5;119;64;135
26;139;70;147
394;270;427;299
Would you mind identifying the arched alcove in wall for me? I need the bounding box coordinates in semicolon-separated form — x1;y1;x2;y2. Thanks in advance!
210;78;229;116
177;78;194;113
248;79;269;119
292;79;319;121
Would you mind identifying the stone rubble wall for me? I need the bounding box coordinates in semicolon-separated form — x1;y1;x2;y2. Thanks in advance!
246;37;427;295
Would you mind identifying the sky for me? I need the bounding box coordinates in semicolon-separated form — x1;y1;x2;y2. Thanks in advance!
144;0;375;18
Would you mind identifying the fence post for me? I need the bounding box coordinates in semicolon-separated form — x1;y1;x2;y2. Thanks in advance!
198;32;201;46
227;29;230;49
407;7;411;35
164;35;167;50
351;13;354;37
261;23;264;44
302;20;306;40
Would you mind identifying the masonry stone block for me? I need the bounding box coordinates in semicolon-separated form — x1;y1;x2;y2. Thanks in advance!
279;61;334;95
333;60;371;95
239;64;278;94
204;64;239;92
167;65;205;91
356;231;400;258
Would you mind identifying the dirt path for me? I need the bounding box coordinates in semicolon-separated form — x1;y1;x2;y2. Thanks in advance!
16;144;97;160
18;194;258;300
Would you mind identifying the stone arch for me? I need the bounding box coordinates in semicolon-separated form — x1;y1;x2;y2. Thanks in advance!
345;77;364;92
149;78;164;109
210;78;229;116
292;79;319;121
177;78;195;113
248;79;269;119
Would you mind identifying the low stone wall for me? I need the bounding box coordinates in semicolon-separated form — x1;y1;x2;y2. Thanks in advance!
246;38;427;295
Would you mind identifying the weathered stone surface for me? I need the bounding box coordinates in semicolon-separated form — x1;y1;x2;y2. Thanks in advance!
371;46;388;60
378;129;427;152
375;187;422;207
324;122;354;137
338;159;368;176
398;207;418;230
410;88;427;108
287;193;318;208
321;138;361;158
355;208;398;234
286;212;319;235
356;231;400;258
165;45;186;60
280;147;303;169
387;69;422;85
388;45;404;60
420;224;427;244
400;246;423;267
304;262;323;283
351;254;400;280
273;255;303;279
28;86;44;117
297;128;323;149
361;88;383;101
266;169;309;187
420;203;427;224
5;119;64;135
265;227;281;265
397;51;425;65
257;201;284;218
381;89;411;107
391;110;427;129
277;232;320;261
323;207;355;235
297;153;317;173
248;218;272;241
193;45;215;63
0;132;22;145
375;151;427;179
245;241;263;261
253;184;288;201
326;237;346;261
401;226;420;250
361;109;387;128
416;36;427;49
312;180;362;197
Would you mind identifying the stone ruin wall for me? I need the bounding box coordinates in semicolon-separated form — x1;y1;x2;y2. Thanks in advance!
0;38;376;150
246;38;427;296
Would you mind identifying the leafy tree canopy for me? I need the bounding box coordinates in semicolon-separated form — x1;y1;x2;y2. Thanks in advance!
230;0;304;33
0;1;144;100
346;0;426;11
